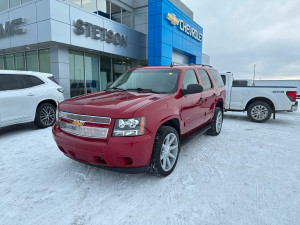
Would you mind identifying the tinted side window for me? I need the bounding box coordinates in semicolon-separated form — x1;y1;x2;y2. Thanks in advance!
182;69;198;89
0;74;24;91
209;70;224;88
198;69;212;90
27;75;44;87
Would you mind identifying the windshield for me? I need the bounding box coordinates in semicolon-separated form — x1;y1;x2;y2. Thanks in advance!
109;69;180;94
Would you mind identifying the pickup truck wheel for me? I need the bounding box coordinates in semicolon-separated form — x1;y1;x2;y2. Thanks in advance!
148;126;180;177
247;101;272;123
34;103;56;128
206;107;223;136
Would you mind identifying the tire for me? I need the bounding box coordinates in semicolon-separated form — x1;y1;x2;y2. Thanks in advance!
34;103;56;128
148;126;180;177
247;101;272;123
206;107;223;136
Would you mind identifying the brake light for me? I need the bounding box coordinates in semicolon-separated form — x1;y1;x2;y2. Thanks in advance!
286;91;297;102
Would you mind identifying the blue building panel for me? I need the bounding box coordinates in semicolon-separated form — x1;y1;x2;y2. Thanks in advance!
148;0;203;66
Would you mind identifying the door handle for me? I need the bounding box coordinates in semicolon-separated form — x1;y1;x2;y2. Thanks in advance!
27;93;35;96
199;98;205;102
212;93;217;97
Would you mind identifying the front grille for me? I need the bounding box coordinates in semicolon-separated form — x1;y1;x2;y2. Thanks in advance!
59;121;108;139
59;111;111;124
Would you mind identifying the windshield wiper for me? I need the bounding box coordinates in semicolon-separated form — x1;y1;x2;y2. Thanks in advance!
107;87;126;91
127;88;162;94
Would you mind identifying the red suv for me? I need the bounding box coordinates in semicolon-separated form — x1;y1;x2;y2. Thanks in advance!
52;65;226;177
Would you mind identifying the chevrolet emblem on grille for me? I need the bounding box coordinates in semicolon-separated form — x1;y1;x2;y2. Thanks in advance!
72;120;84;127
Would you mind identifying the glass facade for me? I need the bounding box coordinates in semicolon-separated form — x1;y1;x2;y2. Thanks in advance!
69;50;85;97
100;55;112;90
111;3;121;24
14;52;25;70
69;50;136;97
64;0;132;28
39;49;51;73
0;49;50;73
0;56;4;70
4;54;15;70
85;53;100;93
0;0;34;12
26;50;39;72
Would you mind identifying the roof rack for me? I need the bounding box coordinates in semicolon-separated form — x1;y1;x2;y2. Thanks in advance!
169;62;213;68
170;62;187;67
189;63;212;67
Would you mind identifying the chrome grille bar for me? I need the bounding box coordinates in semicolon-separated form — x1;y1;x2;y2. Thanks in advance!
59;121;108;139
59;111;111;124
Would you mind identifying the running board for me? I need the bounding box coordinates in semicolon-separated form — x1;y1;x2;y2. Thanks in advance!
181;123;212;146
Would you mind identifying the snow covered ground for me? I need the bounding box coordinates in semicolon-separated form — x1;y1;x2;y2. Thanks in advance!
0;109;299;225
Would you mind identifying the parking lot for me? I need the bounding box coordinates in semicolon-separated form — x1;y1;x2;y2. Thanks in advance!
0;109;299;225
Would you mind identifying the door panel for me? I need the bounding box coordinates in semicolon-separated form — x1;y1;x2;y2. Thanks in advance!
0;74;37;126
197;69;216;122
181;93;205;133
0;90;36;125
180;69;206;134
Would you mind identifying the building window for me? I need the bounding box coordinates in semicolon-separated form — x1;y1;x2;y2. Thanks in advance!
9;0;20;8
14;52;25;71
69;50;136;96
97;0;110;19
122;9;132;28
22;0;33;3
111;3;121;24
100;55;112;90
0;1;9;12
63;0;132;28
82;0;97;13
26;50;39;72
85;53;100;93
69;50;85;97
39;49;51;73
112;58;123;81
65;0;81;7
0;49;50;73
4;54;15;70
0;56;4;70
0;0;34;12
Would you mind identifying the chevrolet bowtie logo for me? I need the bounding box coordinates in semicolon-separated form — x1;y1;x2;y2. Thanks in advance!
72;120;84;127
166;13;179;26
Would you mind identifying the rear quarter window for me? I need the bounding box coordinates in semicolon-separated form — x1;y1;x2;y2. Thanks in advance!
27;75;45;87
48;76;58;84
209;70;225;88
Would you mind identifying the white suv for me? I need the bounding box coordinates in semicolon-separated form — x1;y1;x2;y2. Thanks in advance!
0;70;64;128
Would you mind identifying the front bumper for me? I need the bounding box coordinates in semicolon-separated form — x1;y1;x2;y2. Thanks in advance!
52;124;154;173
291;101;298;111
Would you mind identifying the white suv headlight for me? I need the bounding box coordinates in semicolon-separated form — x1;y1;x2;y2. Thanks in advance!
113;117;146;136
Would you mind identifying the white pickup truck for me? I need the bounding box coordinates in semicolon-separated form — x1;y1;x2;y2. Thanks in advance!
221;72;298;122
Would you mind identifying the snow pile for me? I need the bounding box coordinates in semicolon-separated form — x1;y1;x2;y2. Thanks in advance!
0;109;299;225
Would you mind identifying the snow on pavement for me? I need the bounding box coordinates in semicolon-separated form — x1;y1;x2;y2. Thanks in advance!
0;109;300;225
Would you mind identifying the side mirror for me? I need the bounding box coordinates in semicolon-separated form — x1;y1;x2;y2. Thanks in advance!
182;84;204;95
106;81;113;89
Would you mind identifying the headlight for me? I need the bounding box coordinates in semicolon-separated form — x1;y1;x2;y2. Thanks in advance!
113;117;146;136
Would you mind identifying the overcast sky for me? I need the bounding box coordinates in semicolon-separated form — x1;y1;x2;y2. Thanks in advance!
181;0;300;80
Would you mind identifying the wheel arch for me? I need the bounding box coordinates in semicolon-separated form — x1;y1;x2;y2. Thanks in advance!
35;99;57;116
245;97;275;112
216;99;224;111
157;117;181;137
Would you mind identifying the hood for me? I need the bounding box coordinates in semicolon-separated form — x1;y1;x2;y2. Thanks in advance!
59;91;166;118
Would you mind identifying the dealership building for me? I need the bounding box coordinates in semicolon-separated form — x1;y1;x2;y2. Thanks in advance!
0;0;208;98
